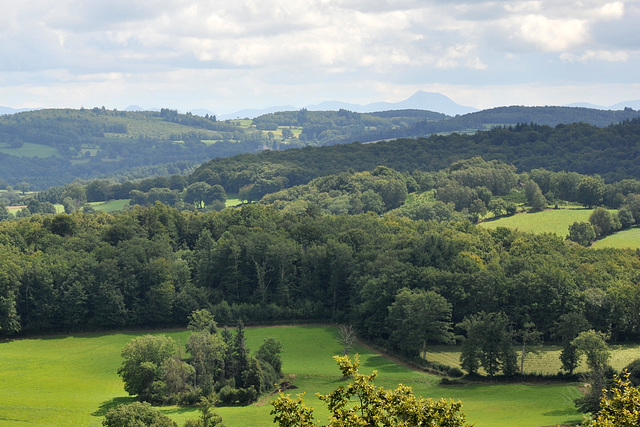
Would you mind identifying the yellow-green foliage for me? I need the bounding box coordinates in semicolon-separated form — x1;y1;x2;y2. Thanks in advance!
272;354;470;427
587;373;640;426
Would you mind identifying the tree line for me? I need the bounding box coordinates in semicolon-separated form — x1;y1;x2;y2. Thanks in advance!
1;203;639;357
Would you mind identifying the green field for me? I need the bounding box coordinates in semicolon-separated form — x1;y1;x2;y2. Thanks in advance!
0;326;590;426
88;199;131;212
480;208;594;237
225;197;242;207
592;227;640;249
0;142;59;158
480;207;640;249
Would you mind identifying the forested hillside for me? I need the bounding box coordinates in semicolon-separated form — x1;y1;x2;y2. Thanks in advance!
186;119;640;202
1;105;639;190
0;108;439;189
409;105;640;135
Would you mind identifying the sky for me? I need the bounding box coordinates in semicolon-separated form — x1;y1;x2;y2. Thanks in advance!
1;0;639;114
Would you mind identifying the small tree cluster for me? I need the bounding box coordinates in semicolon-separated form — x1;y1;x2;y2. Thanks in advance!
459;312;517;378
387;288;454;358
117;311;283;406
573;330;612;414
568;222;597;246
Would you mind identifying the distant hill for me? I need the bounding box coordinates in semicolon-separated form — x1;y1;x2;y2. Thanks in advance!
566;100;640;110
610;100;640;110
0;107;442;188
2;104;639;190
217;105;297;121
408;105;640;136
216;91;477;119
306;91;478;116
0;106;39;115
191;119;640;198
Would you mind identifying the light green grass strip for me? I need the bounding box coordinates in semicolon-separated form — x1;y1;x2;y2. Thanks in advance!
89;199;131;212
0;142;59;158
592;227;640;249
480;208;594;237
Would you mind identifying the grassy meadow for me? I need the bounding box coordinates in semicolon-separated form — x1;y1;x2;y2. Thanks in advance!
0;142;59;158
479;207;640;249
592;227;640;249
480;208;594;237
225;197;243;208
0;325;592;426
88;199;131;212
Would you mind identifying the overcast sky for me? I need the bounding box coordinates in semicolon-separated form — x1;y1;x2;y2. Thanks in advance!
1;0;639;114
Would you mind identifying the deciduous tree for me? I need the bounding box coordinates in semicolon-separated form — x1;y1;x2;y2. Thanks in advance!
577;176;605;208
459;312;517;378
568;222;596;246
117;335;178;401
573;330;612;414
102;402;177;427
388;288;454;358
587;373;640;426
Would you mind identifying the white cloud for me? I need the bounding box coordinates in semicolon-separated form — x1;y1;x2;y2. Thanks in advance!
560;50;630;62
436;44;487;70
507;15;589;52
0;0;638;111
597;2;625;20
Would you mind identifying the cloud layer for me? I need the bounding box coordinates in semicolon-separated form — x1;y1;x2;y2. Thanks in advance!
1;0;639;112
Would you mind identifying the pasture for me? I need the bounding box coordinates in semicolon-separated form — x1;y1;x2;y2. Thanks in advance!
0;142;59;158
592;227;640;249
0;326;591;426
88;199;131;212
480;208;594;237
225;197;243;208
480;207;640;249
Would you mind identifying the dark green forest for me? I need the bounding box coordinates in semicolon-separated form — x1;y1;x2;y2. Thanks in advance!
1;202;639;362
189;120;640;193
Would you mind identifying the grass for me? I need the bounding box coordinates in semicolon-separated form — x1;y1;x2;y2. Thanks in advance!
592;227;640;249
89;199;131;212
225;198;243;208
480;206;640;249
0;142;59;158
0;326;591;427
480;207;597;237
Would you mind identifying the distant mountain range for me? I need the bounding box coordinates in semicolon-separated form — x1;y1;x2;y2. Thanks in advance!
566;100;640;110
209;91;640;120
0;106;39;115
213;91;477;119
2;91;639;119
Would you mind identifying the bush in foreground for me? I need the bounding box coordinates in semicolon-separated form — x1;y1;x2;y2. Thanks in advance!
271;354;471;426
